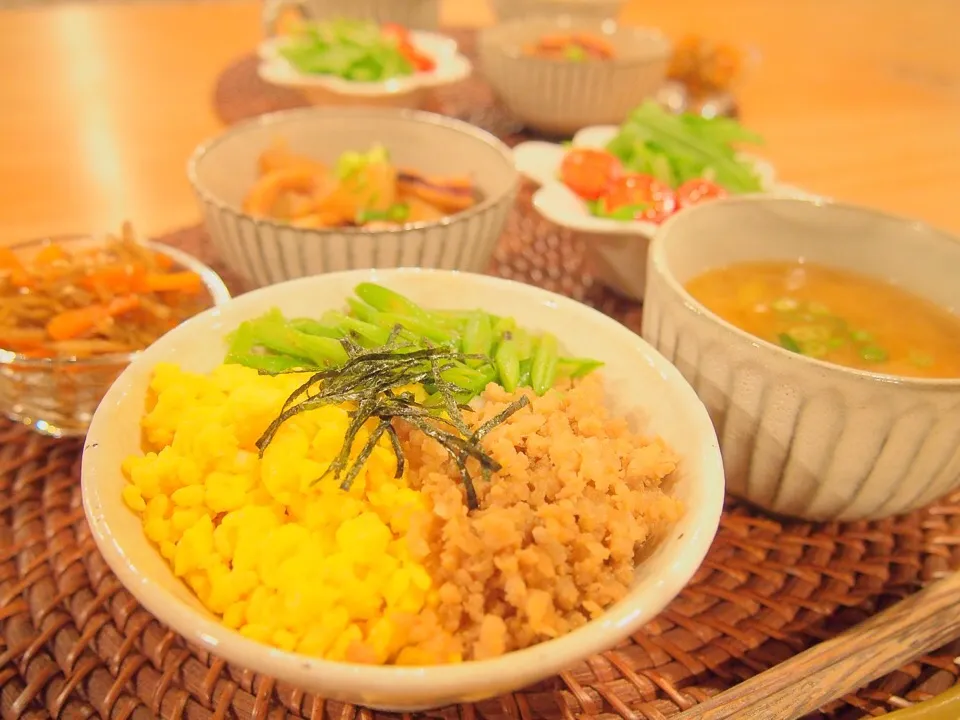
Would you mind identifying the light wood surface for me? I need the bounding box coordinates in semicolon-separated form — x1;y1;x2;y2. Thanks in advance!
0;0;958;244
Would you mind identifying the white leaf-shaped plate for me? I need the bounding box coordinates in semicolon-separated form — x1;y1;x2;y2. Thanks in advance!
514;125;819;238
257;30;472;97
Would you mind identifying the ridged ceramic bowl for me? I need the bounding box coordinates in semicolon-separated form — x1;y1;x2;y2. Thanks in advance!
262;0;440;33
83;268;725;711
187;107;519;288
643;196;960;521
479;16;671;136
491;0;626;22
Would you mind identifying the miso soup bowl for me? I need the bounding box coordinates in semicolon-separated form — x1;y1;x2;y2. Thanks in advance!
643;196;960;521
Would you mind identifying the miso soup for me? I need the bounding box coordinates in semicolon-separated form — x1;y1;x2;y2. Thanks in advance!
685;261;960;378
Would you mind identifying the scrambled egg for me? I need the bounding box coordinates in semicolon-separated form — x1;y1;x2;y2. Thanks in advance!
121;362;458;665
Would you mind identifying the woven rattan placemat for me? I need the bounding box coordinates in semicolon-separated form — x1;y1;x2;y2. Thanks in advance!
2;196;960;719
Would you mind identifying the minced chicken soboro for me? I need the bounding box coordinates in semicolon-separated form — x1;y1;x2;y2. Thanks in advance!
122;365;682;664
402;375;683;660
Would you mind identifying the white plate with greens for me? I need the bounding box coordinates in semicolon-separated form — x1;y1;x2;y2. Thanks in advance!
512;103;819;299
258;19;472;105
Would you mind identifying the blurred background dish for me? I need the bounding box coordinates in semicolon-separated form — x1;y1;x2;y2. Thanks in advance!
257;21;472;109
479;16;671;136
490;0;627;23
262;0;441;35
187;106;519;288
643;196;960;521
514;106;813;300
0;230;230;438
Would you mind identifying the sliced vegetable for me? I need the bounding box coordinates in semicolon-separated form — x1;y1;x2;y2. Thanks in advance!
593;174;677;223
676;178;728;208
559;148;622;201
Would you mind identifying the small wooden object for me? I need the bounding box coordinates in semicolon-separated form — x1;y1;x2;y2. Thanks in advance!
675;571;960;719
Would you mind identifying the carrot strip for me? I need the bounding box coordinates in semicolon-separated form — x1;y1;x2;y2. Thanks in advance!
0;247;23;271
143;271;203;294
152;252;175;271
81;263;148;294
46;295;140;341
34;244;68;265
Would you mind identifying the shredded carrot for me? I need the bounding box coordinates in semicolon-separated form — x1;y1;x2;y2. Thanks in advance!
34;244;69;265
46;295;141;342
152;251;175;271
143;271;204;294
81;264;148;294
0;329;47;352
0;247;23;271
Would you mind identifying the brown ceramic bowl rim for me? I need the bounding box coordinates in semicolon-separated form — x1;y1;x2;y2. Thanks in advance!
649;194;960;388
480;15;672;66
0;234;232;368
186;106;521;238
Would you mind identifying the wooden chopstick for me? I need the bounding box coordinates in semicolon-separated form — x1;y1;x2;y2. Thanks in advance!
674;570;960;719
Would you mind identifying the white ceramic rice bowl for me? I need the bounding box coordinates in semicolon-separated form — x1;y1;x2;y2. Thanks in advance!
82;268;724;711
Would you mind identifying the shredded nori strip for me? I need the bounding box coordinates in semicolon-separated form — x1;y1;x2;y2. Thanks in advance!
254;326;530;510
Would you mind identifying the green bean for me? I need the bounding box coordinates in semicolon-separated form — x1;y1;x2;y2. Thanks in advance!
233;309;350;366
517;358;533;388
319;310;392;346
373;312;457;345
510;327;535;360
495;338;520;392
461;312;493;357
492;316;517;339
354;282;431;321
346;297;380;324
442;363;497;393
558;357;604;379
289;317;345;338
226;353;311;373
530;333;559;396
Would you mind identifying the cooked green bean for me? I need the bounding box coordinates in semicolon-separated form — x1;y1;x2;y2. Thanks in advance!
531;333;559;396
495;338;520;392
517;358;532;388
355;282;432;321
289;318;343;338
558;357;605;378
462;312;493;358
319;310;392;346
370;311;456;345
346;297;379;324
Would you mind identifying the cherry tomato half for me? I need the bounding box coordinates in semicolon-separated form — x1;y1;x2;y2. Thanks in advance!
675;178;728;209
559;148;623;201
382;24;437;72
597;173;677;223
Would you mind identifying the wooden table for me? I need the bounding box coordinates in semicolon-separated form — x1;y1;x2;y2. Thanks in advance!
0;0;958;244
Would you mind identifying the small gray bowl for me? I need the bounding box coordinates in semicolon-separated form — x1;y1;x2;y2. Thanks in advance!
479;16;671;137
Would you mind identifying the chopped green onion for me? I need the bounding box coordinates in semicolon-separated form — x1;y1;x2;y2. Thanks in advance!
909;351;934;368
771;297;799;312
778;333;802;354
850;329;873;343
860;345;888;363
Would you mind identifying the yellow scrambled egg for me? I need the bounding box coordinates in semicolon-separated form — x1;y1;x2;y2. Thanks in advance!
121;362;458;665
